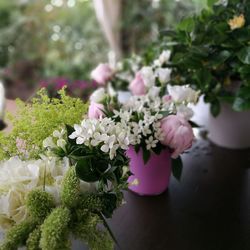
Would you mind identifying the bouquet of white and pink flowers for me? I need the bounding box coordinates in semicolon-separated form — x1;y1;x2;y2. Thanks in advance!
89;52;199;191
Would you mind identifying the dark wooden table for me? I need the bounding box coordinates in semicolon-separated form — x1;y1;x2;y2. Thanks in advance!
106;139;250;250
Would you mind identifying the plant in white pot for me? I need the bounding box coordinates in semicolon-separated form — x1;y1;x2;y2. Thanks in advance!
155;0;250;149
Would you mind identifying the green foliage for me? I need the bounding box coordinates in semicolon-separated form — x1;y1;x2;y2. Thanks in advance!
0;88;87;160
61;166;81;208
40;207;71;250
159;0;250;114
0;220;36;250
26;190;55;223
0;0;108;81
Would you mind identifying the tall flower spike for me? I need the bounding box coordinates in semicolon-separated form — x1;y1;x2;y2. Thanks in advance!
0;220;36;250
40;207;71;250
26;189;55;223
61;166;81;208
26;227;41;250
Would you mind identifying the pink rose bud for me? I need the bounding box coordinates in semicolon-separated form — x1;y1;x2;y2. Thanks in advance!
162;94;172;103
88;101;105;119
129;72;146;96
90;63;113;86
160;115;194;158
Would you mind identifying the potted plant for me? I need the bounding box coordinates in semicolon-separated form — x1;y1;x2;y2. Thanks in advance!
87;61;198;195
156;0;250;148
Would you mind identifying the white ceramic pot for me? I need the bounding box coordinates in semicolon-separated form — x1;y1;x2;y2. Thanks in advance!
207;103;250;149
191;96;250;149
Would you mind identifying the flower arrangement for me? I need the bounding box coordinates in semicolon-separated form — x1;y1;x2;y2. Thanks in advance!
158;0;250;116
0;90;130;250
88;56;199;178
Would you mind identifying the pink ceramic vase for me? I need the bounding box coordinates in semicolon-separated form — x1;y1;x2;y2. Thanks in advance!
126;146;171;196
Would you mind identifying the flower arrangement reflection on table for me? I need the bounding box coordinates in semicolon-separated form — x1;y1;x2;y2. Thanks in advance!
0;90;130;250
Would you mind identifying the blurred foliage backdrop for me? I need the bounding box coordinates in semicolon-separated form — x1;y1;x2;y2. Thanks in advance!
0;0;207;99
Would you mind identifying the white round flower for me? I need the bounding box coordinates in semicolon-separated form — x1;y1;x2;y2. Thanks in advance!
140;66;155;88
155;68;172;84
148;86;161;98
90;88;106;103
158;50;171;65
176;104;194;120
167;85;199;103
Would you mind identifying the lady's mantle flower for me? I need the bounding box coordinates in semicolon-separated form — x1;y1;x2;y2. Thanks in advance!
228;14;245;30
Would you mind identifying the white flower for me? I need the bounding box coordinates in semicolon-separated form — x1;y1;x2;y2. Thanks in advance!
43;136;56;148
153;59;161;67
145;136;158;150
148;86;161;98
140;66;155;88
53;129;65;139
107;83;117;97
90;88;106;103
176;104;194;120
167;85;199;103
56;139;66;148
158;50;171;65
156;68;172;84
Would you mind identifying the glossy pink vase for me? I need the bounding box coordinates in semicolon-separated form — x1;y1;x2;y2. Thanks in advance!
126;146;172;196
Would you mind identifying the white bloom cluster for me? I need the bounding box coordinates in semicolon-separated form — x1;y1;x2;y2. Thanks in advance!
137;50;172;90
69;118;130;160
0;156;72;230
0;155;93;231
43;128;67;150
167;85;199;104
115;95;168;150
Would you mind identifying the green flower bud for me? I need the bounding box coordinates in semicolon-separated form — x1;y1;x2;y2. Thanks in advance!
26;189;55;223
78;193;103;212
61;167;80;208
26;227;41;250
40;207;71;250
0;220;36;250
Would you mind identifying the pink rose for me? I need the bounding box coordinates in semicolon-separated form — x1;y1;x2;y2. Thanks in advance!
90;63;113;86
88;101;105;119
129;72;146;96
160;115;194;158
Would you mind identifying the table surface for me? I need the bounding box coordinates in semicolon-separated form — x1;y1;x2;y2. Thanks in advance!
1;139;250;250
107;139;250;250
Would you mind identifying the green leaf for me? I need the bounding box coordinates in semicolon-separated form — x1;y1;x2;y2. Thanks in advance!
152;143;164;155
142;148;151;165
177;17;195;32
232;85;250;111
171;156;183;181
210;101;221;117
237;47;250;64
134;144;140;154
65;124;76;145
75;158;99;182
207;0;218;8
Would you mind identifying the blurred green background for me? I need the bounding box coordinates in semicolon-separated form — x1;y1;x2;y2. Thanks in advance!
0;0;207;99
